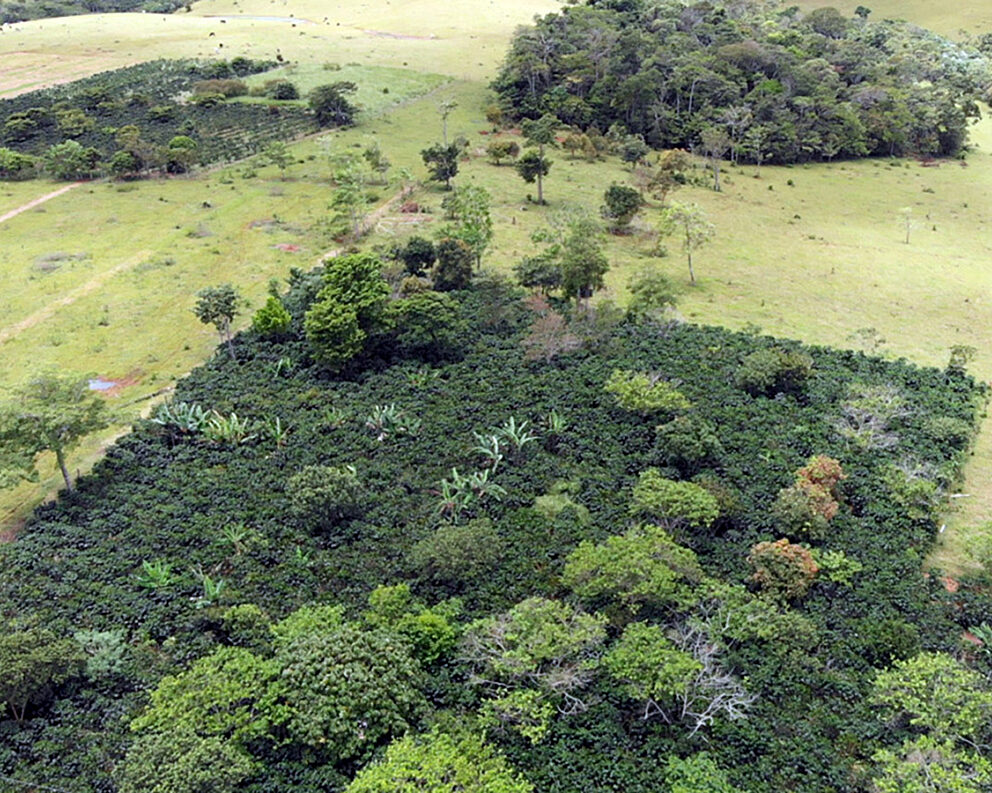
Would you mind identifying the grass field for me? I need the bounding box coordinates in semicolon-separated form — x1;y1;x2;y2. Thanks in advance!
795;0;992;37
0;0;991;574
236;62;450;119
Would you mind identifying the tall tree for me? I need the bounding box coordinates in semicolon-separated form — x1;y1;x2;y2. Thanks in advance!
657;201;715;284
308;82;358;127
193;284;243;360
421;143;460;190
438;185;494;267
699;127;731;191
519;113;560;203
0;372;109;493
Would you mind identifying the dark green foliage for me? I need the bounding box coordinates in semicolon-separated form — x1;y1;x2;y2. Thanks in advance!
287;464;365;531
0;627;84;721
386;291;468;360
600;183;643;233
513;253;561;295
655;414;723;473
0;59;309;173
0;0;185;23
399;236;437;277
309;82;358;127
264;79;300;100
410;519;505;588
0;276;984;793
493;3;989;161
421;142;460;189
277;623;426;761
734;348;814;396
432;237;474;291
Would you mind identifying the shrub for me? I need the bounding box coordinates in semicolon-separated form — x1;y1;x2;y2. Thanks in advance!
410;519;504;587
345;730;533;793
287;464;365;531
192;79;248;98
747;539;818;600
398;235;436;276
118;730;257;793
251;296;292;338
262;79;299;100
386;291;468;360
433;237;474;291
0;627;84;720
604;369;691;416
734;348;813;396
654;414;723;471
277;623;426;760
630;469;720;530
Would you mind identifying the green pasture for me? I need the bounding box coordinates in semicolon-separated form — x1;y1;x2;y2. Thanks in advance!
0;0;557;97
236;62;450;119
794;0;992;37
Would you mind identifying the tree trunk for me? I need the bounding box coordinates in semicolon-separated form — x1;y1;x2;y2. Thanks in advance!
55;446;72;493
226;334;237;361
686;228;696;284
712;158;721;192
537;143;545;204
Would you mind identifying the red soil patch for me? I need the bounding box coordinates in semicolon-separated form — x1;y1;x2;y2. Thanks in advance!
941;576;960;593
274;243;301;252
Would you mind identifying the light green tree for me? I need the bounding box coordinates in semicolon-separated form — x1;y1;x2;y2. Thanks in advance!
657;201;715;285
118;730;257;793
519;113;560;203
563;524;703;612
0;372;109;493
193;284;243;360
604;622;701;719
604;369;691;416
0;626;84;720
438;185;494;267
630;469;720;531
346;729;533;793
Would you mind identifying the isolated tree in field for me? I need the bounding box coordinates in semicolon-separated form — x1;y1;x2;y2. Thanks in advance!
0;372;109;494
193;284;243;360
600;183;643;233
699;127;731;192
438;99;458;145
309;82;358;127
329;153;371;240
421;142;460;189
619;134;650;169
627;270;679;322
657;201;715;284
518;113;559;203
486;139;520;166
899;207;914;244
641;149;690;204
264;141;293;179
438;185;494;267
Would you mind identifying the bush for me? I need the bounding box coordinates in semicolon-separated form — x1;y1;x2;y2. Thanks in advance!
399;235;436;277
410;519;504;587
654;414;722;471
263;79;300;100
0;627;84;720
386;291;468;360
604;369;691;416
747;539;818;600
192;79;248;98
118;730;257;793
734;348;813;396
287;465;365;531
251;296;292;338
630;469;720;530
433;237;474;291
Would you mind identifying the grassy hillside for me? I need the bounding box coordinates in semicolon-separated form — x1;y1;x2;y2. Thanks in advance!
795;0;992;37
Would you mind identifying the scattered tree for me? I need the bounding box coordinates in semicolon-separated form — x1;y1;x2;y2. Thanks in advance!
699;127;731;191
518;114;559;203
0;372;109;493
433;237;475;291
421;142;461;189
604;369;691;416
118;730;256;793
600;183;643;233
193;284;243;360
287;464;365;531
486;139;520;165
309;82;358;127
657;201;715;284
438;185;494;267
0;626;84;721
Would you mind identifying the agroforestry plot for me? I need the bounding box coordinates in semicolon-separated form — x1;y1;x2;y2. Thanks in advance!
0;263;987;793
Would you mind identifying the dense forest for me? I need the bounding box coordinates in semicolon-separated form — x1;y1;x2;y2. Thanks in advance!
1;257;989;793
0;59;358;179
0;0;184;24
493;0;992;162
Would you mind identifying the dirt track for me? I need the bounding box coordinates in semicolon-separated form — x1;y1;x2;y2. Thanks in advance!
0;181;83;224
